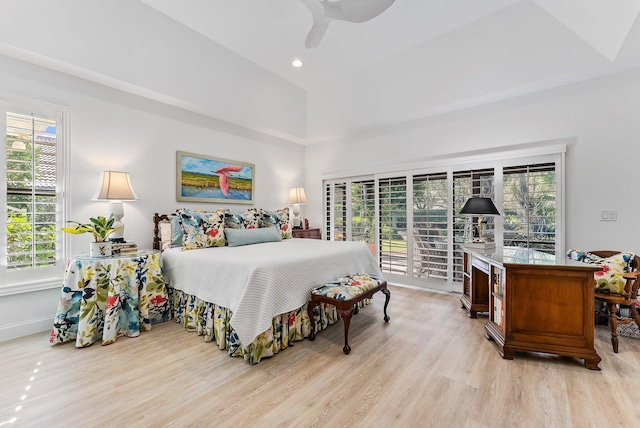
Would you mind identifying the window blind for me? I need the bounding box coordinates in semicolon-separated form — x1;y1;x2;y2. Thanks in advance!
503;163;556;254
378;176;407;276
452;168;495;281
412;172;448;280
350;179;375;245
5;112;57;270
324;182;348;241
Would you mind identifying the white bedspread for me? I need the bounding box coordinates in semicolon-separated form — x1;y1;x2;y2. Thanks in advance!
162;239;383;346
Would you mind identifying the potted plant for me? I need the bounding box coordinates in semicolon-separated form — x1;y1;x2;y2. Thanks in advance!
61;215;122;257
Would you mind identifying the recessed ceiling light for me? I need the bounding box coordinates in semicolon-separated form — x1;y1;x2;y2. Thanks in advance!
291;59;304;68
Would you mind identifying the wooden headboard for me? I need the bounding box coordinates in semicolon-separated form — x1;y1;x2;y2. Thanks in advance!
152;213;170;251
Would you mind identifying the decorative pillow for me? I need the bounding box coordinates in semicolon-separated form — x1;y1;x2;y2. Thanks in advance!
159;222;172;250
168;214;183;247
224;208;261;230
567;249;635;294
178;208;226;250
159;214;184;249
225;227;282;247
260;208;292;239
566;249;600;264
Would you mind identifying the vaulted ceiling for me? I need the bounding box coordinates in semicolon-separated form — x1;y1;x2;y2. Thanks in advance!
141;0;640;91
2;0;640;144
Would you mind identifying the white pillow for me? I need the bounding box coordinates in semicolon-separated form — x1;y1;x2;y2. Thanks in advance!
159;222;172;250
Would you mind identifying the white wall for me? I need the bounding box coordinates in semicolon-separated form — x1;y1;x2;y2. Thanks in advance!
0;0;307;141
0;55;305;341
305;68;640;254
305;1;609;141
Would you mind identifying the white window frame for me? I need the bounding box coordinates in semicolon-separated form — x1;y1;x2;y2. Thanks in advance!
323;141;566;293
0;96;70;296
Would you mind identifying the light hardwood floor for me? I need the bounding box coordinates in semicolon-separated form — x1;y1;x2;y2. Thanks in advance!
2;285;640;427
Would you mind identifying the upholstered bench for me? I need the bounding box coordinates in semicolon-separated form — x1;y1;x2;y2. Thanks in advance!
307;274;390;354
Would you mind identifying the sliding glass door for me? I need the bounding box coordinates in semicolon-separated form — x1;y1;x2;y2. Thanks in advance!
323;152;563;292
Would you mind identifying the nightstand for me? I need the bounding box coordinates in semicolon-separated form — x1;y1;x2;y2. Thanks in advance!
50;250;171;347
292;228;321;239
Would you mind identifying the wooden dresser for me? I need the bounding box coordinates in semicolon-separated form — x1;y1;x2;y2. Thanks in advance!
463;247;602;370
292;228;321;239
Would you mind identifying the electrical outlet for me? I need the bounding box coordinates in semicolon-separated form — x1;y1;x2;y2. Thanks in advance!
601;210;617;221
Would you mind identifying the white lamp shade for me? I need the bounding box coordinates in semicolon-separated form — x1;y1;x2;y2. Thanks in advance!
287;187;307;204
94;171;138;201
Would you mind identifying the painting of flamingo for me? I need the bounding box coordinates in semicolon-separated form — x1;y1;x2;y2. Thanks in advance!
176;151;255;204
215;165;244;197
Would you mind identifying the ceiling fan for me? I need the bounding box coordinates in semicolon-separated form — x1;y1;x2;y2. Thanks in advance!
300;0;396;49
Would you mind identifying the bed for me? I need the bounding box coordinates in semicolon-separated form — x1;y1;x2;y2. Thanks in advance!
153;209;383;363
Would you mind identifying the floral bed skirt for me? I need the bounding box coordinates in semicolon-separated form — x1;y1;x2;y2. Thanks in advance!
172;288;369;364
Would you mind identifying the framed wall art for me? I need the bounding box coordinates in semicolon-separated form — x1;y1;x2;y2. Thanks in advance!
176;151;255;204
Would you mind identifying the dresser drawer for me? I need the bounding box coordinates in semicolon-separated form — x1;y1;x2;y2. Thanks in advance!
292;228;321;239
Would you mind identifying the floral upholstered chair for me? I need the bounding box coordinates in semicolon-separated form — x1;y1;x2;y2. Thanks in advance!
567;249;640;353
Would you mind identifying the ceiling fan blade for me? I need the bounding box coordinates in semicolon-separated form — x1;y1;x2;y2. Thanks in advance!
305;17;331;48
300;0;332;48
299;0;396;48
323;0;396;23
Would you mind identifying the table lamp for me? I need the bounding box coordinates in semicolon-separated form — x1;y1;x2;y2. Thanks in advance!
459;197;500;250
95;171;138;243
288;187;307;229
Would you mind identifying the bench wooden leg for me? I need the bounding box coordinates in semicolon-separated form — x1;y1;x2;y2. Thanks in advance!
337;308;354;354
382;288;391;322
309;280;389;354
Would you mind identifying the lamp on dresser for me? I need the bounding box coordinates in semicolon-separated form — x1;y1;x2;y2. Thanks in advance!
459;196;500;250
94;171;138;243
288;187;307;229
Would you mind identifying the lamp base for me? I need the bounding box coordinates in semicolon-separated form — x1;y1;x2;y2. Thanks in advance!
108;201;126;242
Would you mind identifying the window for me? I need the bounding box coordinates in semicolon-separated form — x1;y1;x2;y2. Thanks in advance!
324;179;376;245
6;113;57;269
1;98;68;292
503;163;556;253
351;179;375;245
412;173;448;280
323;147;564;293
324;182;347;241
378;176;407;276
452;168;495;281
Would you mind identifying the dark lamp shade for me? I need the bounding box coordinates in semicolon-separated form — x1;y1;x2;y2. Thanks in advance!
459;197;500;215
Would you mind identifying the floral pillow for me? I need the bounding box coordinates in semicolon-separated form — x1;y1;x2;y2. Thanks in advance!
224;208;261;230
178;208;226;250
567;249;635;294
260;207;291;239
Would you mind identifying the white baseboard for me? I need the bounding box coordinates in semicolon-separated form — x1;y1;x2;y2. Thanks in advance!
0;316;52;343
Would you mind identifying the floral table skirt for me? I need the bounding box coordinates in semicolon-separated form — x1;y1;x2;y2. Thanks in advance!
50;250;171;347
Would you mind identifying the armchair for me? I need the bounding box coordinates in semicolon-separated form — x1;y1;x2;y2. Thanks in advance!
584;250;640;353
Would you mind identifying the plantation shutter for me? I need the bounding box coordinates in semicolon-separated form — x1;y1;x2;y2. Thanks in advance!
5;112;58;270
324;181;348;241
350;179;375;245
412;172;448;280
378;176;407;276
452;168;495;281
503;163;556;253
322;148;563;293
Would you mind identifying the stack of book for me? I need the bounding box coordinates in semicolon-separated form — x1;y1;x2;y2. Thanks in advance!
111;241;137;255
